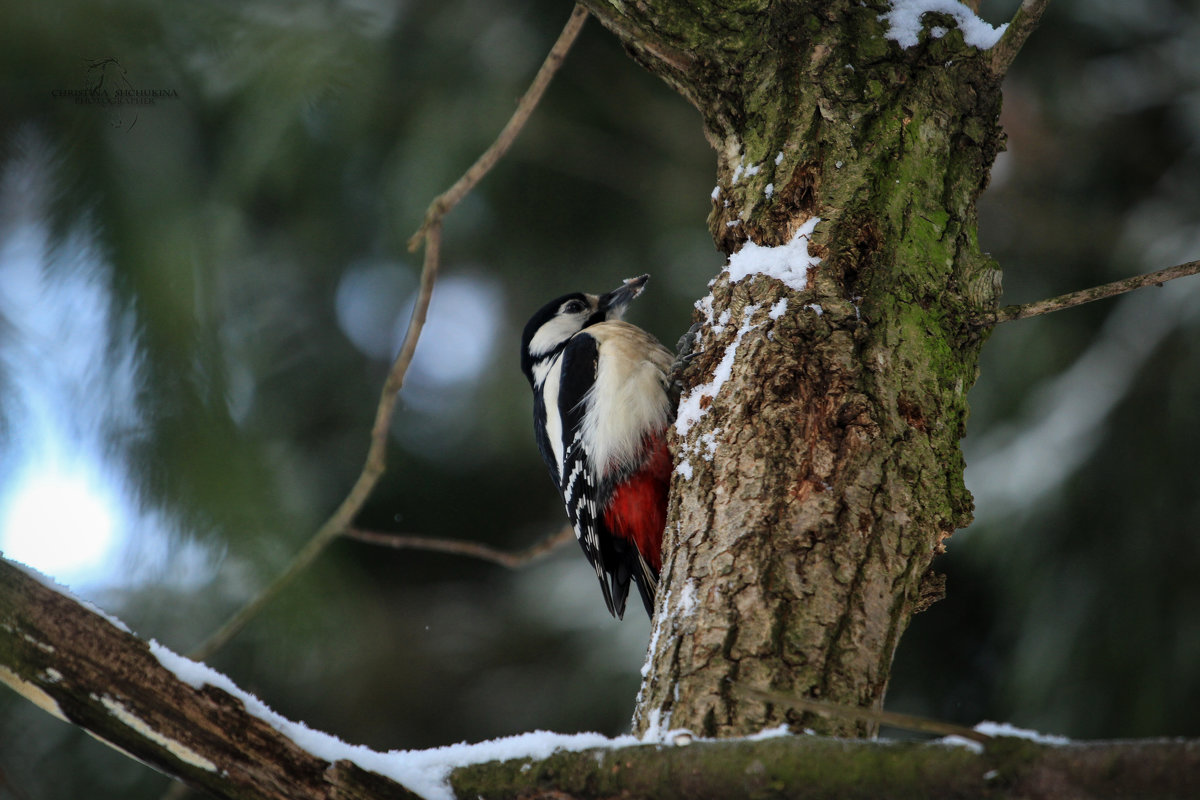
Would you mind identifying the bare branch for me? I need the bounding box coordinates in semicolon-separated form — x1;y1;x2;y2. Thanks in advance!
188;6;589;662
736;686;991;744
190;224;444;662
343;525;575;569
407;4;589;252
988;258;1200;326
990;0;1052;76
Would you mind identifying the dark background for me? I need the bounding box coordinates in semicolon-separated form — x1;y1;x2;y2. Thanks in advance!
1;0;1198;796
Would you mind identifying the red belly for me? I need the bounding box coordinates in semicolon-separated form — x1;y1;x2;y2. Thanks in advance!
602;434;671;571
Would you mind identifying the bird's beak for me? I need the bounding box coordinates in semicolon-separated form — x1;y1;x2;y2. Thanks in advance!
598;274;650;317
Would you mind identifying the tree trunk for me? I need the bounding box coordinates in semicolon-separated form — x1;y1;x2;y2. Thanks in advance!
577;0;1007;737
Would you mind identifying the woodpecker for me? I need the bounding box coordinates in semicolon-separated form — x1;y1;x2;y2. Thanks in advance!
520;274;674;618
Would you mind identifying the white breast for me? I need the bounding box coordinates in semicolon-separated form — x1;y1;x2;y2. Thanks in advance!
579;321;674;478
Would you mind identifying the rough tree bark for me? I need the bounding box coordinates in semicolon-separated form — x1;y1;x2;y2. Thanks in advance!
0;561;421;800
575;0;1009;737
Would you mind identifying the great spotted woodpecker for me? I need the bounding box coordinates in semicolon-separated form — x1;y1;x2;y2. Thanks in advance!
520;274;674;618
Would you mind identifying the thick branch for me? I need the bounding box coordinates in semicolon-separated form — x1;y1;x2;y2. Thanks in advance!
990;258;1200;325
3;558;1198;800
735;686;990;744
990;0;1052;76
447;737;1200;800
0;559;420;800
342;525;574;569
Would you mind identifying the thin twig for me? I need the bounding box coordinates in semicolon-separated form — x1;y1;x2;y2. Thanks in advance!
343;525;575;569
990;0;1051;76
407;4;590;253
988;258;1200;326
189;224;444;662
188;7;589;662
736;686;992;744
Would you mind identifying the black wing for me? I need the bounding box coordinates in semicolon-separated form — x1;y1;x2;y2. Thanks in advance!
557;333;634;618
531;387;559;487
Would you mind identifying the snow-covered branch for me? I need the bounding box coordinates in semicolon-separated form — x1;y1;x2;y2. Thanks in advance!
0;558;423;799
3;556;1199;800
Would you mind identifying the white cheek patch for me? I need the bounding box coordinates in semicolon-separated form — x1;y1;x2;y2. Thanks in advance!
528;314;585;358
541;352;566;474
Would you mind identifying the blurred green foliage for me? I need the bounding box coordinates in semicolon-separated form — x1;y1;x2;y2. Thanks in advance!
0;0;1198;797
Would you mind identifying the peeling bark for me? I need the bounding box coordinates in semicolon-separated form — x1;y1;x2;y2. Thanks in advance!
0;559;420;800
576;0;1006;737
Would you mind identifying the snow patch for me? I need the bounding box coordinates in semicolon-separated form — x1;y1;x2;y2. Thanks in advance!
693;294;715;328
675;305;761;438
151;640;653;800
880;0;1008;49
974;721;1071;745
676;459;693;480
731;158;762;185
746;724;792;741
641;585;669;679
938;721;1071;756
726;218;821;292
710;308;731;336
764;183;774;198
936;735;985;754
677;581;699;617
768;298;788;320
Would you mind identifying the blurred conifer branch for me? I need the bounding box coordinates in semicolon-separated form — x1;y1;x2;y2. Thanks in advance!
990;0;1051;77
989;258;1200;326
343;524;575;568
188;6;589;663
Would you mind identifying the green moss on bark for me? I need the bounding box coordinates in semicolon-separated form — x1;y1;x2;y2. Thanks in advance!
584;0;1005;739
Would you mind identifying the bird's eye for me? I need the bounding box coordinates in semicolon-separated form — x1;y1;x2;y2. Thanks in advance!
563;300;586;314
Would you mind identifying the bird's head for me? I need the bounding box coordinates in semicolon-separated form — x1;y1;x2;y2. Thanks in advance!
520;274;649;385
